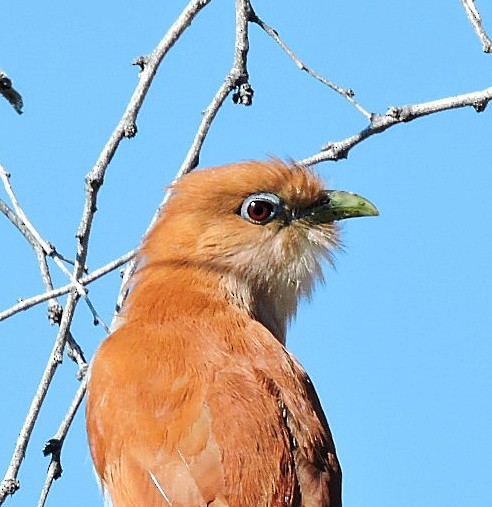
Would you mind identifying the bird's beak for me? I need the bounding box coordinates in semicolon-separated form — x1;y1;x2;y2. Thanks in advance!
304;190;379;223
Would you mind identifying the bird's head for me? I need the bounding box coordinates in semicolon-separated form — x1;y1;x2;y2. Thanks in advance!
140;160;378;342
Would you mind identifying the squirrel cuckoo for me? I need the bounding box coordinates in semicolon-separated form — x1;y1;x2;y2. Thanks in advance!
86;160;377;506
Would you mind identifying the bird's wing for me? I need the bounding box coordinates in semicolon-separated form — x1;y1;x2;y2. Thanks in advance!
204;364;302;506
87;319;341;506
201;364;341;507
277;353;342;507
87;322;228;507
202;321;342;506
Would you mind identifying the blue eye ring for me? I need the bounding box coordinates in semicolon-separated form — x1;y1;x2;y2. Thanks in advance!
240;192;281;225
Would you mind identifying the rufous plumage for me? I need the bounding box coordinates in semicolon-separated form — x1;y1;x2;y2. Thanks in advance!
86;160;377;506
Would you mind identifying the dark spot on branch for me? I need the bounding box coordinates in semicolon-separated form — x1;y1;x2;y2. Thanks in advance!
124;123;137;138
189;154;200;171
132;56;149;71
386;107;399;119
86;174;102;191
473;99;488;112
77;363;89;381
369;112;379;123
321;141;335;151
0;478;20;496
320;142;349;161
232;82;254;106
66;335;87;366
384;106;414;122
47;303;63;325
43;439;63;480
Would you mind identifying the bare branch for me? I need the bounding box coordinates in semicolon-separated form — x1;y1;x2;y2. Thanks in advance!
176;0;254;180
74;0;213;285
1;175;88;377
0;165;55;256
37;378;87;507
33;246;64;323
0;249;135;322
0;198;39;248
115;0;255;316
249;6;372;120
0;171;92;504
0;290;80;505
0;198;64;326
461;0;492;52
0;164;107;328
33;250;89;372
300;86;492;166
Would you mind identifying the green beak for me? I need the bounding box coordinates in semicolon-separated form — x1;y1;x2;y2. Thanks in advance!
305;190;379;223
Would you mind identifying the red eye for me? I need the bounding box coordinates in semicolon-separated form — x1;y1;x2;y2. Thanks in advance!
240;193;281;225
247;200;274;222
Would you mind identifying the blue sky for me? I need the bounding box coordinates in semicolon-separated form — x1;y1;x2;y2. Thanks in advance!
1;1;491;506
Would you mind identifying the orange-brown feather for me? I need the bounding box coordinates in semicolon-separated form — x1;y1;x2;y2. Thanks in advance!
86;160;342;506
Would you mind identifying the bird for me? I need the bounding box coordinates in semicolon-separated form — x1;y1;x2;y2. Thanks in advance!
86;159;378;506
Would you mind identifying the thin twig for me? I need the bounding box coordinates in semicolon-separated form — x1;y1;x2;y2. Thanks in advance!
0;198;64;326
37;378;87;507
175;0;254;180
65;333;88;378
1;173;90;506
300;86;492;166
34;247;62;322
1;165;56;256
1;184;87;373
0;249;135;322
0;198;39;246
461;0;492;52
248;4;372;120
0;164;108;329
0;290;80;505
33;238;89;373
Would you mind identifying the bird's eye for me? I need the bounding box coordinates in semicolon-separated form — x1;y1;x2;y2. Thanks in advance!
247;201;273;222
240;193;281;225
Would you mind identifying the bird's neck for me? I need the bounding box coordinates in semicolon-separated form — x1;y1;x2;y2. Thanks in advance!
219;272;293;345
124;262;296;345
